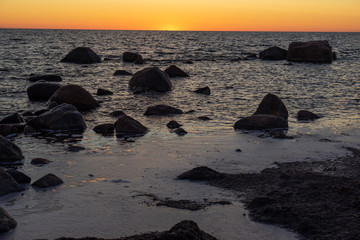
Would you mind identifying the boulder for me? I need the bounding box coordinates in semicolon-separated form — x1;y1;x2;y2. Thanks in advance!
144;105;183;116
0;112;24;124
0;124;19;137
0;207;17;233
96;88;113;96
61;47;101;64
123;52;143;63
297;110;320;120
21;111;33;117
27;82;62;101
259;47;288;60
27;103;86;132
109;110;126;118
253;93;288;119
32;173;63;188
174;128;187;136
0;169;24;197
287;41;333;63
5;169;31;184
114;115;148;136
178;166;225;180
165;65;189;77
31;158;51;166
48;84;99;111
129;67;172;93
29;74;62;82
93;123;114;135
198;116;212;121
0;136;24;164
166;120;182;129
194;86;211;95
268;129;294;139
234;114;288;130
113;70;132;76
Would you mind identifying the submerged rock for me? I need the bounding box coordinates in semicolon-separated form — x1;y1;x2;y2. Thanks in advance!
113;70;132;76
194;86;211;95
268;129;294;139
31;158;52;166
174;128;187;136
27;82;61;101
296;110;320;121
0;113;24;124
114;115;148;136
0;207;17;233
32;173;63;188
0;136;24;164
259;46;287;60
0;169;24;197
109;110;126;118
96;88;113;96
144;105;183;116
61;47;101;64
234;114;288;130
166;120;182;129
253;93;288;119
123;52;143;64
28;74;62;82
5;169;31;184
93;123;114;135
178;166;225;180
165;65;189;77
129;67;172;93
287;40;333;63
48;84;100;111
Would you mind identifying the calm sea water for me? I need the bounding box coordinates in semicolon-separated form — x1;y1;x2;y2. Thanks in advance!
0;29;359;240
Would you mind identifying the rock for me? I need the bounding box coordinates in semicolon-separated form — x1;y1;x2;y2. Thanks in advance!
0;169;24;196
27;103;86;132
6;169;31;184
297;110;320;120
287;40;333;63
259;46;288;60
48;101;59;109
174;128;187;136
0;136;24;164
234;114;288;130
0;124;19;137
21;111;33;117
0;207;17;233
109;110;126;118
0;112;24;124
48;84;100;111
269;129;294;139
61;47;101;64
166;120;182;129
31;158;51;166
27;82;62;101
96;88;113;96
114;115;148;136
244;53;257;60
129;67;172;93
32;173;63;188
178;166;225;180
123;52;143;63
194;86;211;95
144;105;183;116
113;70;132;76
67;145;85;152
165;65;189;77
198;116;212;121
93;124;114;135
23;125;36;134
253;93;288;119
34;109;48;116
28;74;62;82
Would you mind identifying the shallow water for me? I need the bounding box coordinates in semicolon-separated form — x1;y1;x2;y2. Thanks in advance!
0;29;360;239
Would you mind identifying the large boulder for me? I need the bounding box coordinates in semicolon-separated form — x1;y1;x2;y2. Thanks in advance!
0;169;24;197
165;65;189;77
253;93;288;119
48;84;99;111
0;136;24;164
234;114;288;130
287;41;333;63
123;52;143;64
32;173;63;188
129;67;172;93
0;112;24;124
27;103;86;132
27;82;61;101
29;74;62;82
0;207;17;233
61;47;101;64
114;115;148;136
259;47;288;60
144;105;183;116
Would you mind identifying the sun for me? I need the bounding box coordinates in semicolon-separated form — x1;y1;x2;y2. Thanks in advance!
159;24;182;31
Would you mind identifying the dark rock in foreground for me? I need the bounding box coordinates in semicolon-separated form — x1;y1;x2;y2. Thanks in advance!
234;114;288;130
253;93;288;119
32;173;63;188
296;110;320;121
0;124;19;137
61;47;101;64
29;74;62;82
287;40;333;63
0;113;24;124
96;88;113;96
178;166;225;180
165;65;189;78
48;84;100;111
0;207;17;233
129;67;172;93
166;120;182;129
0;136;24;164
93;124;114;135
194;86;211;95
0;169;24;197
259;46;288;60
31;158;52;166
5;169;31;184
55;220;217;240
27;82;62;101
113;70;132;76
144;105;183;116
114;115;148;136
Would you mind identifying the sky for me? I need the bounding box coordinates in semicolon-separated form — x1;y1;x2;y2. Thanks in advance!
0;0;359;31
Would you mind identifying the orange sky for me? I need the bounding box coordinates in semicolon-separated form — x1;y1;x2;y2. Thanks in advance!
0;0;359;31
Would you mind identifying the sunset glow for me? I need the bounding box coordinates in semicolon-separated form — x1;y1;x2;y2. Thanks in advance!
0;0;359;31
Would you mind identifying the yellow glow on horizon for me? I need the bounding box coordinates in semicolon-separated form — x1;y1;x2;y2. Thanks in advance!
0;0;359;32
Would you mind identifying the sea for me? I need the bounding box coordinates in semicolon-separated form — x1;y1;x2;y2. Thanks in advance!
0;29;359;240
